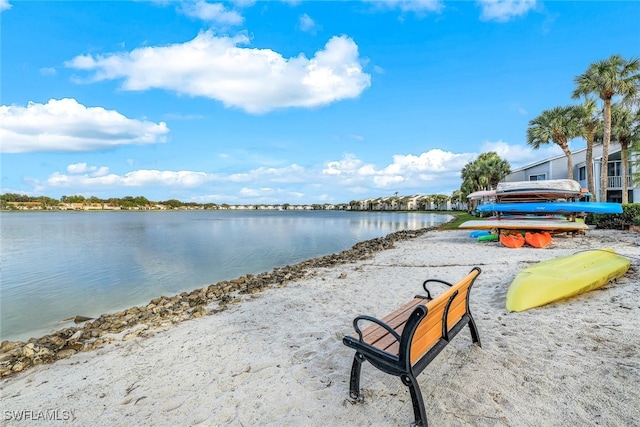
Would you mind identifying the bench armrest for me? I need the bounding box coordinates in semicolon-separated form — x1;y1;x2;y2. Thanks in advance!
352;315;402;343
422;278;453;295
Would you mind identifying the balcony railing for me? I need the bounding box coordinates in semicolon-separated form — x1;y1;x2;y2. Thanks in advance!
607;175;633;189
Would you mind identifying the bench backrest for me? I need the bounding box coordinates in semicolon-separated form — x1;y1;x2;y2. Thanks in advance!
407;268;480;365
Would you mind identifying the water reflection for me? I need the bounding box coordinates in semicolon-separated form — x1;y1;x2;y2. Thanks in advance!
0;210;451;341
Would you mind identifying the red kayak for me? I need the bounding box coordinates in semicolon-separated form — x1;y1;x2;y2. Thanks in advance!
525;231;553;248
500;233;525;248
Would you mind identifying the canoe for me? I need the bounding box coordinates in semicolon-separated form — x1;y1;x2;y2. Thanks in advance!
458;219;589;232
476;201;623;214
524;231;552;248
500;233;525;248
497;179;581;194
467;190;496;200
506;249;630;312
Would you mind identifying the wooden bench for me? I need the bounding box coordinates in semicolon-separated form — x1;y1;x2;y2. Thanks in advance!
342;267;482;427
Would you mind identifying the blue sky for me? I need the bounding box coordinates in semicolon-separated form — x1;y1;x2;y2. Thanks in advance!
1;1;639;205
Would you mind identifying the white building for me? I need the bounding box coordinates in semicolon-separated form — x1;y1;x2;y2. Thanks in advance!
505;142;638;203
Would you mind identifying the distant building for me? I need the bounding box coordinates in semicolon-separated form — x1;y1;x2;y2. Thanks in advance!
6;201;43;210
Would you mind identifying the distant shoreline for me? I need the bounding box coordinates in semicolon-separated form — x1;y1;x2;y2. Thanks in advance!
0;206;460;213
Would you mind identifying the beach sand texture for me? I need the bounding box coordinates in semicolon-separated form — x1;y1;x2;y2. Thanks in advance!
1;229;639;426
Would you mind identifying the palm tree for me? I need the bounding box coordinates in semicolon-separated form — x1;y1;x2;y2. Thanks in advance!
571;99;602;198
461;160;486;194
432;194;450;210
460;152;511;196
572;54;640;201
450;190;465;210
420;195;434;210
611;103;640;204
479;152;511;189
527;106;578;180
633;140;640;188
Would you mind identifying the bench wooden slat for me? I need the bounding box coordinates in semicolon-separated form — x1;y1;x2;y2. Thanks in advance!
410;293;464;361
358;298;424;351
410;299;468;363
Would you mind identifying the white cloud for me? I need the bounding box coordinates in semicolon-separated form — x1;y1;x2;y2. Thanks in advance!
477;0;537;22
239;187;262;197
33;142;559;202
322;153;367;176
322;149;475;192
365;0;443;14
319;142;565;196
65;31;371;113
481;139;563;168
66;163;110;177
67;163;92;174
47;168;216;189
299;13;318;34
179;1;243;25
0;0;11;12
0;98;169;153
45;163;307;192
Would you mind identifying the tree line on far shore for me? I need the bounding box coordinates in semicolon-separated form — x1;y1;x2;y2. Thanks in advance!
0;194;221;210
0;192;464;212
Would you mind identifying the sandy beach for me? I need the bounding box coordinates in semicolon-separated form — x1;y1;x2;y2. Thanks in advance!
1;228;639;426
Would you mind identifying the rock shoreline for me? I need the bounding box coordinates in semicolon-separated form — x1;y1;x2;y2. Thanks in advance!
0;227;435;378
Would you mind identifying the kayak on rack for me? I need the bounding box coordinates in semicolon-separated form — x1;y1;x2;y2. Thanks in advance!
495;179;582;202
476;201;623;215
458;219;589;232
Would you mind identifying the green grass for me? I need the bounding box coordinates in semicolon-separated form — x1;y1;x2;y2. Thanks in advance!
436;211;475;230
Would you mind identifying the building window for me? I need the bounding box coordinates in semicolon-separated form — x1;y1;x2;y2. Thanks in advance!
529;174;546;181
607;190;622;203
608;161;621;177
578;166;586;181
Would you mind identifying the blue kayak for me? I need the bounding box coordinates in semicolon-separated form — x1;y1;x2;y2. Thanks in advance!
469;230;491;238
476;201;623;214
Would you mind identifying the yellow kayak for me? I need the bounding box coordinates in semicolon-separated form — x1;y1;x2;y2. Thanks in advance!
506;248;630;312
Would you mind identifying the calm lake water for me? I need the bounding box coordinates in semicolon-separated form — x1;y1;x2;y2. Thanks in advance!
0;210;452;342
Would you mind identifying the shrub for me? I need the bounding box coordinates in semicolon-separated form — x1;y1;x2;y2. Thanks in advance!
589;203;640;229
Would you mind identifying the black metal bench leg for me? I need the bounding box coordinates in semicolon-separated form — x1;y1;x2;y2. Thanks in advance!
349;352;365;402
467;316;482;347
401;373;428;427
